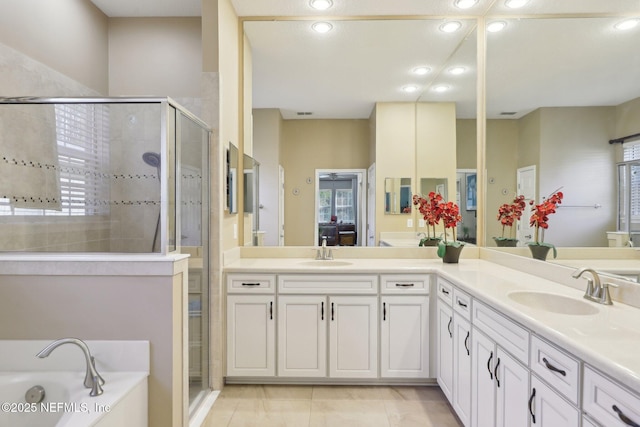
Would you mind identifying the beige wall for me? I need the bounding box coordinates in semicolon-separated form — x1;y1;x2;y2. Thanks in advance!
108;18;202;97
282;119;371;245
457;119;477;170
0;0;108;94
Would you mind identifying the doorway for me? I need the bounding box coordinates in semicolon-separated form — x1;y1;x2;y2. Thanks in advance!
517;165;537;245
315;169;366;246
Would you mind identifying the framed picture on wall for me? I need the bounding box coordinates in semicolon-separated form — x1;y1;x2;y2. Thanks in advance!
466;173;477;211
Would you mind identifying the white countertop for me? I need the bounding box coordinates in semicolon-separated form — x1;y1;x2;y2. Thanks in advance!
224;257;640;394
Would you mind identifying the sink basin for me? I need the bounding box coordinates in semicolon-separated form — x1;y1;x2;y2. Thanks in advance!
508;291;599;315
298;260;353;267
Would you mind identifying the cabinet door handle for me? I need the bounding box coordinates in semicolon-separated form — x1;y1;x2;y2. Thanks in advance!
457;300;468;308
383;302;387;321
613;405;640;427
529;388;536;424
487;351;494;379
494;357;501;387
269;301;273;320
542;357;566;376
241;282;260;286
441;288;450;295
395;283;415;287
321;301;324;321
331;302;334;321
447;317;453;338
464;331;470;356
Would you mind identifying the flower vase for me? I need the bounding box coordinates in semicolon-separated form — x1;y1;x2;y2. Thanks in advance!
440;244;464;264
528;244;551;261
493;237;518;247
419;237;441;247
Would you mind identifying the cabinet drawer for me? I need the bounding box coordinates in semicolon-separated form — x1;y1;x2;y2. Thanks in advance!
437;278;454;305
227;274;276;294
472;299;529;364
530;335;580;405
452;288;471;321
584;366;640;427
278;274;378;294
381;274;429;294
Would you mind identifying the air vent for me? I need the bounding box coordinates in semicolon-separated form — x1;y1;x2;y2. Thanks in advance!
296;112;313;116
500;112;517;116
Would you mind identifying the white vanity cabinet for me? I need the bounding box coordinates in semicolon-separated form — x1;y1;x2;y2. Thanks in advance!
583;366;640;427
471;300;530;427
380;275;430;378
436;279;454;402
226;274;277;377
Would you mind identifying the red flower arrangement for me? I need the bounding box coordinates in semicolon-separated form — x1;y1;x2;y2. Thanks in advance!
529;190;563;244
495;195;526;241
413;192;463;247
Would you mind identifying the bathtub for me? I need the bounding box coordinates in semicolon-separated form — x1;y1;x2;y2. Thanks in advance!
0;371;147;427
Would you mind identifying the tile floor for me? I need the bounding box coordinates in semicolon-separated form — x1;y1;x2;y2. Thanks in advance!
203;384;463;427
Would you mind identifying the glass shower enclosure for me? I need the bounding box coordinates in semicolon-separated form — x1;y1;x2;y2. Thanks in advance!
0;97;212;409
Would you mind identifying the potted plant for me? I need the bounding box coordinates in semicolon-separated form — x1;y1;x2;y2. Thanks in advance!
494;195;526;247
526;189;564;260
412;193;442;246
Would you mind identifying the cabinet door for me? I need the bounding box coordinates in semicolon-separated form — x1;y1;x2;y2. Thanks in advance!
329;296;378;378
380;295;429;378
530;376;580;427
453;316;472;426
437;299;454;401
496;348;530;427
472;328;496;427
226;295;275;376
277;295;327;377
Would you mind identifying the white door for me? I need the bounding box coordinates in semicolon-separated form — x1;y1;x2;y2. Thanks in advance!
278;165;285;246
329;296;378;378
380;295;430;378
453;316;472;426
472;328;497;427
530;376;580;427
495;348;530;427
277;295;327;377
226;295;275;377
437;300;454;401
367;163;376;246
517;165;536;245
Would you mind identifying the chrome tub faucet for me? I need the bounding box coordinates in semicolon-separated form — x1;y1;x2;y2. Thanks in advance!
36;338;105;396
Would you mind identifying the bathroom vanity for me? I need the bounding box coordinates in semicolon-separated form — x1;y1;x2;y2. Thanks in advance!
223;252;640;427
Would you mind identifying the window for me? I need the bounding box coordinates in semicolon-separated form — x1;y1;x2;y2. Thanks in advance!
317;179;356;223
0;104;109;216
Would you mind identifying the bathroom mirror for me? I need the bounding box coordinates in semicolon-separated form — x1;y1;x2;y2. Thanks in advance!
385;178;412;214
226;143;238;214
420;178;448;199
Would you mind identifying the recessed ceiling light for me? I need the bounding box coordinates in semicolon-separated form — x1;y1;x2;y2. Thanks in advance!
309;0;333;10
403;85;419;93
454;0;477;9
505;0;529;8
614;18;639;30
433;85;450;93
449;67;466;75
440;21;462;33
487;21;507;33
312;21;333;33
413;66;431;75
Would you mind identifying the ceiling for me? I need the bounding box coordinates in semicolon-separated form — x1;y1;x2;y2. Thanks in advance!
91;0;640;119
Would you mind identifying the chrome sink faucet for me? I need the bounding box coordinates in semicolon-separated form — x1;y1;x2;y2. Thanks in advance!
571;267;615;305
36;338;105;396
316;236;334;260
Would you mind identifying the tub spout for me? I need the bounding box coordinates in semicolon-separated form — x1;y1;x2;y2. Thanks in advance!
36;338;105;396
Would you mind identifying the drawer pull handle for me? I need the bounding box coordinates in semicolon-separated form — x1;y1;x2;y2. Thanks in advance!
487;351;494;379
494;357;501;387
457;300;468;308
241;282;261;286
321;301;324;320
529;388;536;424
447;317;453;338
331;302;335;321
441;288;450;295
613;405;640;427
269;301;273;320
383;302;387;321
464;331;470;356
542;357;566;376
396;283;415;287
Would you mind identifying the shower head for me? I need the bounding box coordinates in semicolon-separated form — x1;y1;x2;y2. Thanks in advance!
142;152;161;169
